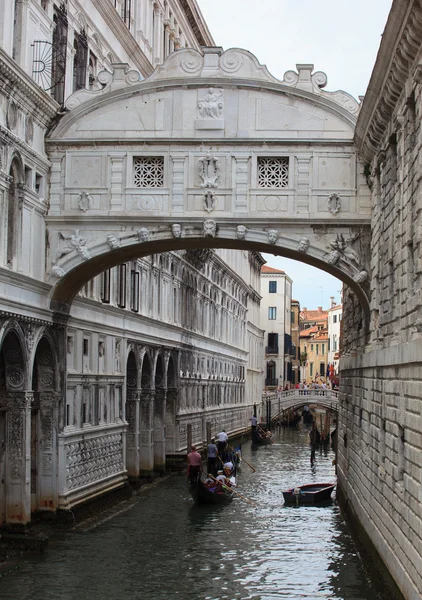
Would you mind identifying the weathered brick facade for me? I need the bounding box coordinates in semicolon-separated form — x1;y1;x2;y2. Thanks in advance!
339;2;422;598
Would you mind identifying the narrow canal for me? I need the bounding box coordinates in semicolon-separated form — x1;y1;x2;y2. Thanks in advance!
0;426;391;599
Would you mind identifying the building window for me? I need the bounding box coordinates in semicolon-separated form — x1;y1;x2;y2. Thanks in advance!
322;344;325;355
311;344;314;352
316;344;319;355
51;4;68;105
118;264;127;308
319;363;325;377
83;338;89;356
100;269;111;303
121;0;132;28
339;313;342;321
73;30;88;91
134;157;164;187
269;281;277;293
258;157;289;188
333;314;337;323
130;268;139;311
310;362;314;377
268;307;276;320
291;311;295;324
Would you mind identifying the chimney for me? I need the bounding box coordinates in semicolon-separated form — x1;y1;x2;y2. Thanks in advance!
330;296;335;308
318;306;322;312
303;307;307;312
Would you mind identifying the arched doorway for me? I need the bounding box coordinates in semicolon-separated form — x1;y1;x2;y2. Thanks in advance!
0;329;29;524
153;354;165;471
140;353;153;473
31;336;58;512
125;350;139;478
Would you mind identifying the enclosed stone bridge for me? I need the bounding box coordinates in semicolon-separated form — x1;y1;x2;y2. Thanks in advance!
265;389;339;414
46;47;371;317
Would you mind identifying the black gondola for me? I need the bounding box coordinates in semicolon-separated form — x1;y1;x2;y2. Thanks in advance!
189;475;236;505
282;482;336;504
252;429;273;445
280;413;301;427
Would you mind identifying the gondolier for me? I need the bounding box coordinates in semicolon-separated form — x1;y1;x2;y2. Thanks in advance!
216;429;228;460
187;445;202;485
207;438;218;477
250;414;258;432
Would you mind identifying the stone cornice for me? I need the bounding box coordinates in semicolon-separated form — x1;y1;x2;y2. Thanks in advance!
0;126;51;169
178;0;215;47
0;48;59;123
90;0;154;77
355;0;422;162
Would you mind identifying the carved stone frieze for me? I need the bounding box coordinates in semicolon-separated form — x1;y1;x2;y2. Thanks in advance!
236;225;247;240
197;88;223;120
326;232;368;283
298;237;310;253
171;223;183;238
56;230;90;261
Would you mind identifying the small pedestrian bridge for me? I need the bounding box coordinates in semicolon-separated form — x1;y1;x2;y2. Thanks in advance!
264;389;339;413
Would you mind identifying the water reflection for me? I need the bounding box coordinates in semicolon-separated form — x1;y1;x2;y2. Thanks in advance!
0;425;387;600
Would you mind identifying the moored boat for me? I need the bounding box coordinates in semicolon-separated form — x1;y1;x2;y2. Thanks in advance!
282;482;336;504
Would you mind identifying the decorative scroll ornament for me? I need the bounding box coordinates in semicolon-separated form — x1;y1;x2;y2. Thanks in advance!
236;225;247;240
51;265;66;278
327;193;341;214
298;237;310;253
107;234;121;250
198;153;220;212
137;227;150;242
197;88;223;120
171;223;183;238
203;219;217;238
267;229;279;245
78;191;93;212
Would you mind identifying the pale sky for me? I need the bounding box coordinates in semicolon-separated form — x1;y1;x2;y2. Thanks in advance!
198;0;392;310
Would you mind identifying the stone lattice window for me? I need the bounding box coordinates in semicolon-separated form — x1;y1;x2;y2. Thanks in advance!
133;157;164;187
258;157;289;187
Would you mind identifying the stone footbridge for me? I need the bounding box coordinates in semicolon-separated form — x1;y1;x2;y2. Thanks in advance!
263;389;339;415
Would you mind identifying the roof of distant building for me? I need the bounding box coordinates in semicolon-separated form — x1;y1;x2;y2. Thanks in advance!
291;299;299;304
300;307;328;321
327;304;342;311
261;266;285;274
299;326;319;338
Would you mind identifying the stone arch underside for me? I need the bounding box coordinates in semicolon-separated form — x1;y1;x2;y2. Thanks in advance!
45;47;371;320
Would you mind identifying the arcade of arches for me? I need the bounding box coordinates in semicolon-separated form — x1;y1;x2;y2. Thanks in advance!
1;2;422;598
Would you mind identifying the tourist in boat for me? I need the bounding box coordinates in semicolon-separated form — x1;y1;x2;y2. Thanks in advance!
187;445;202;485
207;438;218;477
223;459;234;474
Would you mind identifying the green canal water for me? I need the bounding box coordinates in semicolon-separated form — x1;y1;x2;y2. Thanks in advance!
0;426;392;599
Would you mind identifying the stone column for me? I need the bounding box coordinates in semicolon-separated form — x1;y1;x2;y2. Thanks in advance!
37;392;60;511
6;392;31;525
154;389;166;471
109;152;126;210
165;388;178;453
140;389;154;473
233;155;250;213
126;388;141;477
171;155;186;214
295;154;312;214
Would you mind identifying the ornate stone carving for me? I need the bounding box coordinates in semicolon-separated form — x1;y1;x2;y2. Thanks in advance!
57;230;90;261
137;227;150;242
327;193;341;214
78;191;93;212
6;100;18;131
9;409;23;480
198;153;220;212
197;88;223;119
65;433;124;490
236;225;247;240
298;237;310;253
203;219;217;238
25;116;34;144
25;323;36;352
7;367;24;388
107;234;121;250
327;233;367;282
267;229;279;245
171;223;183;238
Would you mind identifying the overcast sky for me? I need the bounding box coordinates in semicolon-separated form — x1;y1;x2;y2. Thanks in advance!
197;0;392;309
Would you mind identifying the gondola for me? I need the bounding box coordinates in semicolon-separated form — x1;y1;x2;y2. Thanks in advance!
282;482;336;504
302;410;313;424
251;430;273;445
189;474;236;505
280;413;302;427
